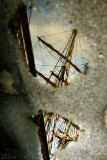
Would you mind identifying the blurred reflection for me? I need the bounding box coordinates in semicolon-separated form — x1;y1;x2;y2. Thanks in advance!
26;1;87;159
27;1;88;85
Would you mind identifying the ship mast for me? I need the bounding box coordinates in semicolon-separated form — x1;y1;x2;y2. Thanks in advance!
37;34;81;74
56;29;77;87
37;29;83;87
37;30;84;153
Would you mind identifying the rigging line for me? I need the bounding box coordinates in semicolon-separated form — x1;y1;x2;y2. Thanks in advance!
80;65;85;71
60;34;72;67
75;37;77;65
50;67;76;78
40;29;71;37
40;34;70;54
35;63;65;68
59;35;71;52
57;34;72;66
48;56;62;80
37;41;46;50
42;36;47;42
38;41;46;74
33;40;39;50
42;40;71;76
42;35;71;73
32;36;39;42
68;70;76;76
49;34;72;80
66;66;76;74
78;35;84;64
65;69;75;77
51;33;71;46
42;43;60;61
39;39;56;53
40;43;54;54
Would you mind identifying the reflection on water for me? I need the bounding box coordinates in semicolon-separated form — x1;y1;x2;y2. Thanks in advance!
44;112;80;160
9;1;87;159
27;1;88;85
27;1;87;160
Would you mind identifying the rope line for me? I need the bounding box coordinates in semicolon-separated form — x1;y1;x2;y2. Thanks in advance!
35;63;85;68
32;30;87;84
42;43;60;61
52;33;70;46
33;40;39;50
78;35;84;64
38;41;46;74
40;29;71;38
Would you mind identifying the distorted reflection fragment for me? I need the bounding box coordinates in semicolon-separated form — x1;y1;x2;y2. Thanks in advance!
9;1;88;159
27;1;88;159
